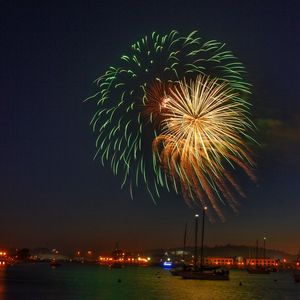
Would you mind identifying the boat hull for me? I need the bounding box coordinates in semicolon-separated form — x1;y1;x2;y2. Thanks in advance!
109;263;124;269
181;270;229;280
50;261;62;268
247;268;270;274
294;272;300;283
170;266;193;276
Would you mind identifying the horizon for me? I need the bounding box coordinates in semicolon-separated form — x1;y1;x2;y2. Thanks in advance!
2;242;298;257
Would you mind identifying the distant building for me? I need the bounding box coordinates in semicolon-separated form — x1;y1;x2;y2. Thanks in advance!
246;258;278;267
205;257;234;266
99;248;150;266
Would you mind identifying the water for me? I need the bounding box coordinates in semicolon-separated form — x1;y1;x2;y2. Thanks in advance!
1;263;299;300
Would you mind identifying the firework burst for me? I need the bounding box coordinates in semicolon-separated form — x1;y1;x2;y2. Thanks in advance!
152;75;255;219
87;30;255;218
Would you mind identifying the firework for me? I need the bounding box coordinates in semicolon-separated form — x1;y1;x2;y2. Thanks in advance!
87;30;255;218
153;75;255;219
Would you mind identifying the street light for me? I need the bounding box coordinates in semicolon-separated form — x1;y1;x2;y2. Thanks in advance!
194;213;199;269
200;207;208;270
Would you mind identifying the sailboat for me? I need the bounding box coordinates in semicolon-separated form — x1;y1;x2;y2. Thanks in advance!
294;271;300;283
109;242;124;269
294;250;300;283
247;239;270;274
180;208;229;280
170;222;193;276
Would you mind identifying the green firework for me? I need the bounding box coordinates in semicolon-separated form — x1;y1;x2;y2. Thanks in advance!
87;30;252;208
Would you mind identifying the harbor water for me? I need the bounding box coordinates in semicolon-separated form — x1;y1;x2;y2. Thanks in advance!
1;263;299;300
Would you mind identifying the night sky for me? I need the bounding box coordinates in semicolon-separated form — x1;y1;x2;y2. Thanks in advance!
1;0;300;254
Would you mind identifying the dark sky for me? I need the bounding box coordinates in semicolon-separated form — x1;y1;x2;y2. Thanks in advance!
1;0;300;254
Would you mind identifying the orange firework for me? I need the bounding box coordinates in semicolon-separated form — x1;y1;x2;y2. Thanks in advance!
152;75;255;220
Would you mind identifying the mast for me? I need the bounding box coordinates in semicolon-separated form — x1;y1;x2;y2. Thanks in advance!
263;237;266;266
256;239;258;268
183;222;187;263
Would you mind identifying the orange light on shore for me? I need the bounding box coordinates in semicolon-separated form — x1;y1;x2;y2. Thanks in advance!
99;255;149;265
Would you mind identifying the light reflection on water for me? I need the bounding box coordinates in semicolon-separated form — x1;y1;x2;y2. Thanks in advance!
0;267;6;297
1;264;300;300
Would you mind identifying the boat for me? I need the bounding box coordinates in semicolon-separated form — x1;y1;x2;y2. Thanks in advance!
179;208;229;281
181;267;229;280
170;265;193;276
270;267;279;272
294;250;300;282
294;270;300;283
247;267;270;274
162;259;173;268
171;222;190;276
247;239;270;274
109;262;124;269
109;242;125;268
50;260;62;268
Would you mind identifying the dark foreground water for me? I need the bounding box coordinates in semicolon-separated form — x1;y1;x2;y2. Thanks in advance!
0;264;299;300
